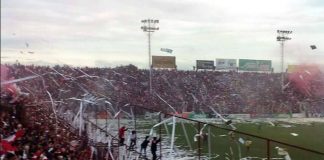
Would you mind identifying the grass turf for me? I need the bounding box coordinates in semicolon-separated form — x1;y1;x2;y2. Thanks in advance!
135;119;324;160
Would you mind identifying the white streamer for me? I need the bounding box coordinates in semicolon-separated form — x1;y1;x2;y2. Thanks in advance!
79;101;83;136
1;75;39;85
149;117;173;136
170;116;176;158
154;92;177;113
208;106;237;130
50;67;68;79
46;91;58;133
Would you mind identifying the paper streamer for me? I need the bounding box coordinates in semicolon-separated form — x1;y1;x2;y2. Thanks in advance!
50;67;68;79
1;75;39;85
209;106;236;130
268;121;275;126
154;92;177;113
68;97;96;104
113;110;122;119
170;116;176;156
236;140;242;159
239;138;245;144
149;117;173;136
290;133;298;136
181;121;192;150
26;68;47;89
107;137;115;160
46;91;58;133
199;124;207;134
79;102;83;136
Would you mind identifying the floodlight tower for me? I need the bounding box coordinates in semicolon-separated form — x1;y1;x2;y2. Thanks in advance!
277;30;292;91
141;19;159;94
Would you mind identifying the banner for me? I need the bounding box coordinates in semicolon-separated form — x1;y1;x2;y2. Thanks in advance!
215;59;237;70
258;60;272;71
196;60;214;70
239;59;271;71
152;56;176;69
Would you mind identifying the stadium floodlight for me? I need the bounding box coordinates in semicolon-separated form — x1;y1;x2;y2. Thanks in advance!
276;30;292;91
141;19;159;94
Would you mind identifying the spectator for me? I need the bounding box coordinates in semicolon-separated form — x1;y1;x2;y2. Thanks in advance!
128;130;136;151
118;126;127;146
150;137;161;160
140;136;150;157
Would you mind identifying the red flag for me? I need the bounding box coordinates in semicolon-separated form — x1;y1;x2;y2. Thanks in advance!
1;140;17;154
3;129;25;142
15;129;25;140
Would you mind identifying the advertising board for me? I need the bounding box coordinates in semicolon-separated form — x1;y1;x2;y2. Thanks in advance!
239;59;271;71
215;59;237;70
152;56;176;69
196;60;214;70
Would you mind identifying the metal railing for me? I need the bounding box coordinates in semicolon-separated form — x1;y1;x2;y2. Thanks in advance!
84;104;324;160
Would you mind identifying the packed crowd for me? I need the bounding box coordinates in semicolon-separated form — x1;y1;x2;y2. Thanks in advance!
0;86;92;159
2;63;324;116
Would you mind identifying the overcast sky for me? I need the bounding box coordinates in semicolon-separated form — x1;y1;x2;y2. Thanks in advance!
1;0;324;71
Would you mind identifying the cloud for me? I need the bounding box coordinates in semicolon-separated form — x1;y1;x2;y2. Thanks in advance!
1;0;324;72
